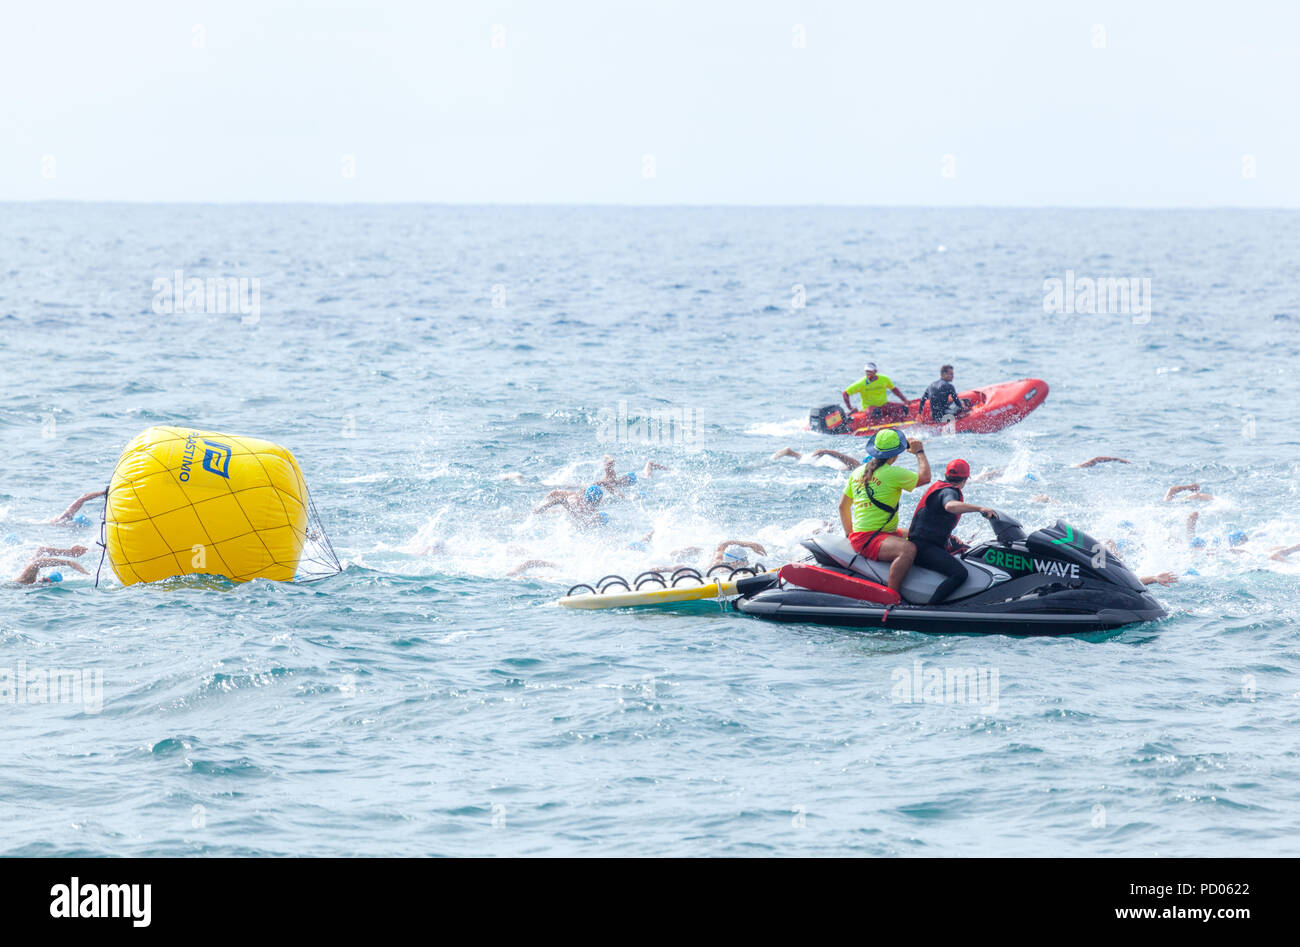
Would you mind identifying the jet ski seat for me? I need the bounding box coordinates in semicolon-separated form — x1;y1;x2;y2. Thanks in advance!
799;536;996;605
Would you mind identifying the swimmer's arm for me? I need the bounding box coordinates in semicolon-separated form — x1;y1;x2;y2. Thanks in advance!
810;449;859;469
35;545;88;558
714;540;766;556
50;489;106;523
1165;484;1199;501
1072;456;1131;468
971;468;1003;483
533;494;574;513
1139;572;1178;586
1269;543;1300;561
838;493;853;536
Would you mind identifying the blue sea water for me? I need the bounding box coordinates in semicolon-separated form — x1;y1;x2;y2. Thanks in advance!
1;204;1298;856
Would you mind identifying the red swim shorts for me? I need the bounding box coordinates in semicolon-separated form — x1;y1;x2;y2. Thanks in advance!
849;529;900;559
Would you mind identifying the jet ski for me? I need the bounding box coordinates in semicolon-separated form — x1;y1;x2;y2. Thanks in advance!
809;378;1048;437
732;514;1166;635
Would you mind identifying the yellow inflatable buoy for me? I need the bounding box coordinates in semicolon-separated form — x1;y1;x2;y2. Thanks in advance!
105;426;331;586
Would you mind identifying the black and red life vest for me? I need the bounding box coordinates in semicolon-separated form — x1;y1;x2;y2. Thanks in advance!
908;480;964;545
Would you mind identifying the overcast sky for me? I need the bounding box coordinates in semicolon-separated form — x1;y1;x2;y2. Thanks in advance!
3;0;1297;205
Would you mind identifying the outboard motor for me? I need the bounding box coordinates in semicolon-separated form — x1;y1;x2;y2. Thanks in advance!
810;404;850;434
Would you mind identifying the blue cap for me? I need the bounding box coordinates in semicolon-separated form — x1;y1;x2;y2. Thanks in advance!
3;533;19;545
1024;472;1039;482
626;540;648;552
1190;537;1207;549
597;511;610;524
1184;568;1200;576
625;471;637;484
71;513;92;527
47;572;63;583
1117;520;1135;531
584;484;604;504
1227;530;1248;546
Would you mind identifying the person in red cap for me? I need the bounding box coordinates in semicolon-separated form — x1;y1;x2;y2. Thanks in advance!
905;458;998;604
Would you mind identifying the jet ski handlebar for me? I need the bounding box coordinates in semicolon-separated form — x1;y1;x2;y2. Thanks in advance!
986;511;1028;544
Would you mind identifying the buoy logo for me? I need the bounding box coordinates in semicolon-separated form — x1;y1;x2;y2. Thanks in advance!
201;440;232;478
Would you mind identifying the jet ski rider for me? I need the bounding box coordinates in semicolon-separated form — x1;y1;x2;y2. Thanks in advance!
838;428;929;594
906;458;997;604
842;362;909;422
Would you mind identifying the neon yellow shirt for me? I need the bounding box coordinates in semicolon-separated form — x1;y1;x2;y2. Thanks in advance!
844;462;918;533
845;374;893;408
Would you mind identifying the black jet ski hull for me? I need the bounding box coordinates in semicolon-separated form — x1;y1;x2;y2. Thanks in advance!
734;587;1165;636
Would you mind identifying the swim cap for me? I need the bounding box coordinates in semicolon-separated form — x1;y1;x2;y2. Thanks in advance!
1024;472;1039;482
1185;568;1200;576
1227;530;1248;546
1190;537;1207;549
1115;539;1135;554
627;540;649;552
1117;520;1136;531
945;458;970;479
584;485;604;504
864;428;909;460
722;545;749;563
3;534;18;545
71;513;92;527
597;511;609;524
625;472;637;484
47;572;62;583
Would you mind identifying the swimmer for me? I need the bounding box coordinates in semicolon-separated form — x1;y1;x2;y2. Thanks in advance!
507;559;559;576
1165;483;1214;502
1071;456;1131;468
12;545;90;585
49;489;105;526
592;456;668;494
1186;511;1249;552
705;540;766;570
536;484;606;516
1269;543;1300;562
643;539;768;577
771;448;859;470
535;491;610;528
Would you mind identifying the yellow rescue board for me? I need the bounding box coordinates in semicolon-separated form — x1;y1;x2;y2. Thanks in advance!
558;572;773;610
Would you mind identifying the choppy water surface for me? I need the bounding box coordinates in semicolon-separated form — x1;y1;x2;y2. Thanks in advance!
1;204;1297;855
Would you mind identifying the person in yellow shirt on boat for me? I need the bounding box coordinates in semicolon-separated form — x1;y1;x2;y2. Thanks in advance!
837;428;930;593
842;362;909;421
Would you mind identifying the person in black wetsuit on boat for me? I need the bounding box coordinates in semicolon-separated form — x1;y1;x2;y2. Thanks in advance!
905;458;997;604
920;365;970;424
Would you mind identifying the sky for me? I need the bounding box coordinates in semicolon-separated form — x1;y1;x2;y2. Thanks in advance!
2;0;1297;206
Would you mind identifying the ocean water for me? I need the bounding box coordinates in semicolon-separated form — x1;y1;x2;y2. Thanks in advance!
1;204;1298;856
